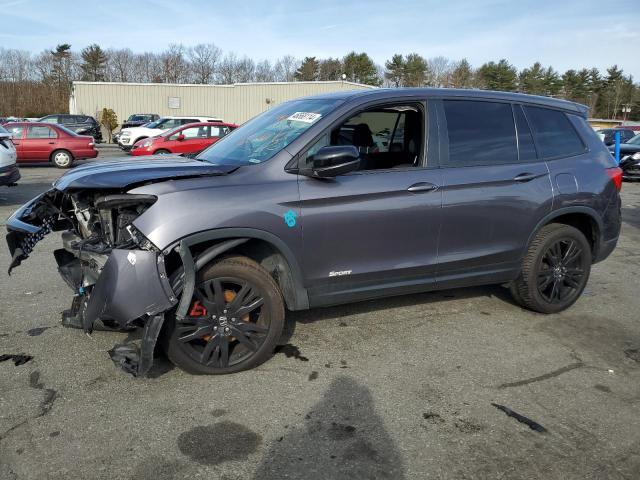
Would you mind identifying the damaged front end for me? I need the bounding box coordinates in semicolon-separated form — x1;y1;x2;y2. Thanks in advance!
6;189;178;376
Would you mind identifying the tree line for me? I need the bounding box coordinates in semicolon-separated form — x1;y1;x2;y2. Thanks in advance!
0;43;637;120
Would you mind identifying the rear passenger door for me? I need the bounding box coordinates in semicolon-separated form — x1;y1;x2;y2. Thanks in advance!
435;99;553;287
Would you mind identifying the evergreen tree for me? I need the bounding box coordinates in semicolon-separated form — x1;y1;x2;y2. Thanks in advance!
294;56;320;81
342;52;381;86
80;44;107;81
476;59;517;91
403;53;428;87
449;59;474;88
384;54;405;87
318;58;342;81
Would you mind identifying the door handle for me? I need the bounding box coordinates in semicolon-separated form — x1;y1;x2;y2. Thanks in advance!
48;141;55;144
513;172;541;183
407;182;438;193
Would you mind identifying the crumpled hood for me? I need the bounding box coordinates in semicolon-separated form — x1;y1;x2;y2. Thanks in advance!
53;156;238;190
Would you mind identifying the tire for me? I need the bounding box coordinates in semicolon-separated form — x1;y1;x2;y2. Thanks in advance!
154;149;170;155
511;224;592;314
164;256;285;374
51;149;73;169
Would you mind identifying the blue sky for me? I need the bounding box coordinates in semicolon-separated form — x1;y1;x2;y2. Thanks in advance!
1;0;639;78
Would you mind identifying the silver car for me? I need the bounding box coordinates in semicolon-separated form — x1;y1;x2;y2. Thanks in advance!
0;125;20;186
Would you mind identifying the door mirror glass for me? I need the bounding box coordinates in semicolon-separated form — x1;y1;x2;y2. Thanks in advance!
177;134;185;141
307;145;360;178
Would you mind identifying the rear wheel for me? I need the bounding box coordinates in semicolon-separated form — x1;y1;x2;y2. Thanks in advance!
164;256;285;374
51;149;73;168
511;224;591;313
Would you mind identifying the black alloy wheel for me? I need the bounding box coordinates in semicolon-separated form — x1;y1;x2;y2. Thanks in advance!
511;224;591;314
164;256;285;374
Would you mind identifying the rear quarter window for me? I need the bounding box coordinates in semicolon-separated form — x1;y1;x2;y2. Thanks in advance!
523;106;586;159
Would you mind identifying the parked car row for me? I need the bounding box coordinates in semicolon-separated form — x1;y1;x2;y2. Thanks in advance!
117;115;222;150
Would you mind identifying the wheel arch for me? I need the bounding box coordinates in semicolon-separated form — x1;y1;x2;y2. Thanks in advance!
527;207;602;260
170;228;309;311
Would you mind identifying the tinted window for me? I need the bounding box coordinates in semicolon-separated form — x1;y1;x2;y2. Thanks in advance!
443;100;517;166
27;126;56;138
40;116;58;124
514;105;537;162
523;106;585;159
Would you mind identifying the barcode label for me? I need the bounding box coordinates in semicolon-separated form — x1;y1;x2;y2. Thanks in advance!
287;112;322;123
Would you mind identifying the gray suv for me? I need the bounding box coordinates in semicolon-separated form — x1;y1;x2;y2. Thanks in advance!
6;89;622;376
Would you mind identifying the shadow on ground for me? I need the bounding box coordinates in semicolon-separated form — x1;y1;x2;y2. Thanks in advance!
252;376;405;479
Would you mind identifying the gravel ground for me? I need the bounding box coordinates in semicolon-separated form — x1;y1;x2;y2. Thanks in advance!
1;154;639;479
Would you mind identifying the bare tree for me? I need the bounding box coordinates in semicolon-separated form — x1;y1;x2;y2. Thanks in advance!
188;43;221;84
161;44;188;83
255;59;275;82
218;52;238;84
273;55;299;82
107;48;135;82
426;56;453;87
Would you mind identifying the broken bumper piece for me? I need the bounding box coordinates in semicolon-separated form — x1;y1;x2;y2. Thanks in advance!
6;190;178;377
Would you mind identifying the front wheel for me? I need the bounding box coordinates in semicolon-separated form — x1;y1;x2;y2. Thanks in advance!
154;149;170;155
51;149;73;168
511;224;591;314
164;256;285;374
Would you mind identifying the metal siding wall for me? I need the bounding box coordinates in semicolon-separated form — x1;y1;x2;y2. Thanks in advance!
71;81;372;138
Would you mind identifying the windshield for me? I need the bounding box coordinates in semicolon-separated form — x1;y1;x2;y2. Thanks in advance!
145;118;174;129
197;99;341;166
129;114;152;122
627;134;640;145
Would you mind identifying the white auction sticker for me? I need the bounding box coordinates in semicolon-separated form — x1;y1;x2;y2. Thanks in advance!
287;112;322;123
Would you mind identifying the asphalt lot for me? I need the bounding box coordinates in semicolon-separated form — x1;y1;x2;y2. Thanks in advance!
1;149;640;479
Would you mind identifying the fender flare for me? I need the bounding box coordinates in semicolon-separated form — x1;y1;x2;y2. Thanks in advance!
525;206;603;256
170;228;309;311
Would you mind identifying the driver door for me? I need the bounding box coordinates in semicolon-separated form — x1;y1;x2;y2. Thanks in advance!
298;100;443;307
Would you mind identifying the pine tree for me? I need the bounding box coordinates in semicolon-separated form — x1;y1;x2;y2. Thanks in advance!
449;59;474;88
342;52;381;86
80;44;107;81
384;54;405;87
294;57;320;81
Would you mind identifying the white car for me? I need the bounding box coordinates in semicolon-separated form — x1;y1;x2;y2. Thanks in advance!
0;125;20;186
118;116;223;150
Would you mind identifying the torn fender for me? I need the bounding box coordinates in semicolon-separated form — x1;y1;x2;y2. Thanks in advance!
83;249;177;332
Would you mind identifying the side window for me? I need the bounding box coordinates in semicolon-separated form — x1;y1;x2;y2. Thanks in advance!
322;104;424;171
6;125;24;138
523;106;585;159
40;116;58;124
181;119;198;125
27;126;56;139
60;115;74;124
514;105;538;162
443;100;517;167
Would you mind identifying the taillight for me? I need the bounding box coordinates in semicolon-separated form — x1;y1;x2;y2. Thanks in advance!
606;167;623;191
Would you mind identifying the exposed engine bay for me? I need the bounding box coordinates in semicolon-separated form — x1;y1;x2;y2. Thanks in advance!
6;188;178;376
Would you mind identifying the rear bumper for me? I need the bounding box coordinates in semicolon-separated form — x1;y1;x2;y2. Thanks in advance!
0;164;20;185
75;148;98;159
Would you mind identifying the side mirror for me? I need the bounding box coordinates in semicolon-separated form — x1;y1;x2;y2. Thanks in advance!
177;134;185;141
307;145;360;178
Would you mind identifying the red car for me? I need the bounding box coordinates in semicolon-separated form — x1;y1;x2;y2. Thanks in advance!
5;122;98;168
130;122;238;156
